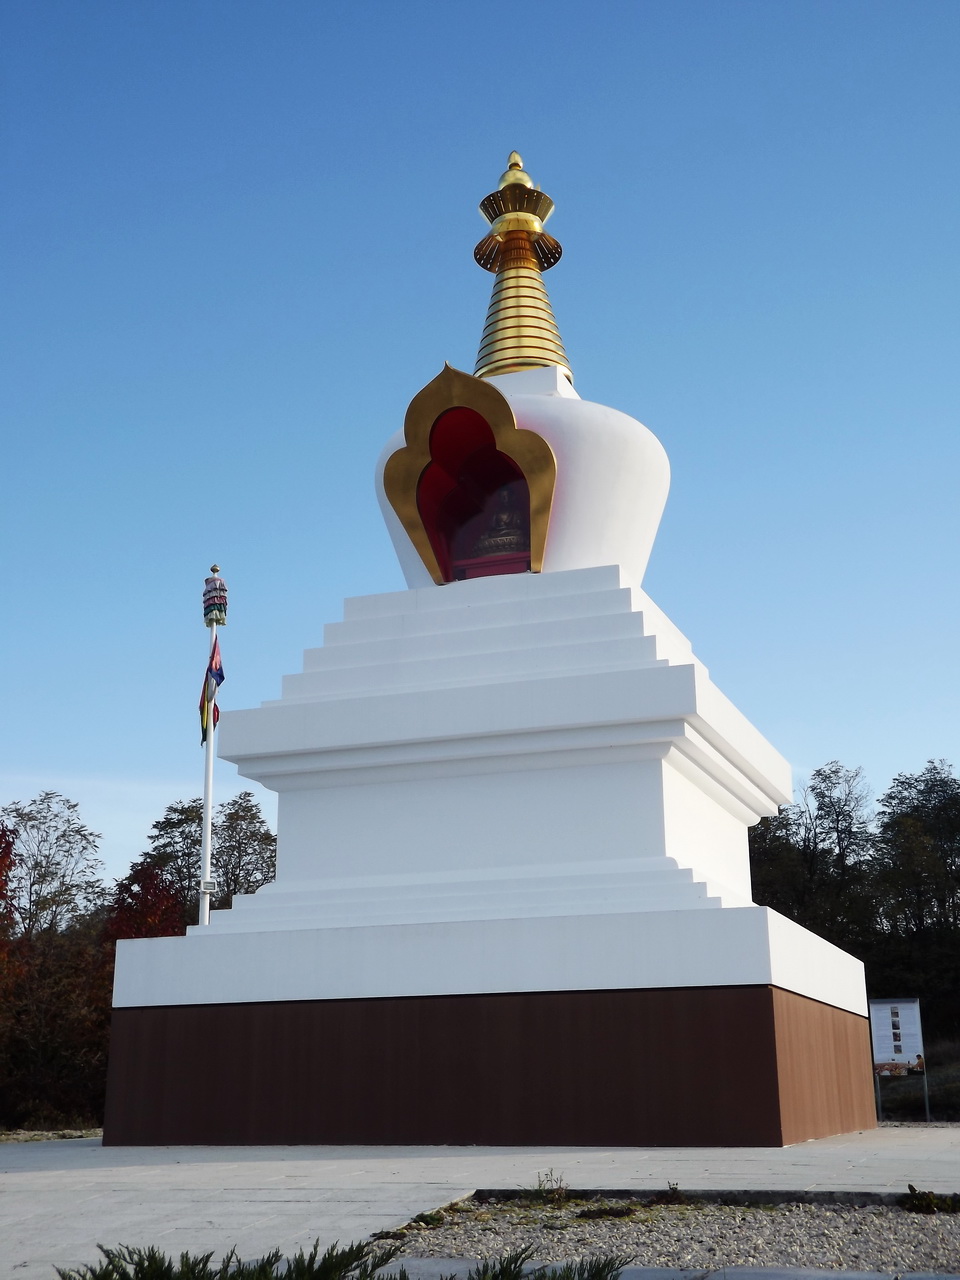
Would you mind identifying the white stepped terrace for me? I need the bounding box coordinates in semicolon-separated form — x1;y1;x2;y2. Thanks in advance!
113;563;867;1015
212;564;788;929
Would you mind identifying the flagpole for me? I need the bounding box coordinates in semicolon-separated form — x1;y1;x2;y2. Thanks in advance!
200;565;228;928
200;619;217;927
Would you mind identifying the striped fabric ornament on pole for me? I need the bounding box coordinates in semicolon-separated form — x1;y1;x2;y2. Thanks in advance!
199;564;227;928
203;570;228;626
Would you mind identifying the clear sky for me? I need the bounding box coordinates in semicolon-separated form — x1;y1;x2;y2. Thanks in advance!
2;1;958;882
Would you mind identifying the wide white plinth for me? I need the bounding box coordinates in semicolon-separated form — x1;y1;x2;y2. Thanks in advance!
112;905;867;1014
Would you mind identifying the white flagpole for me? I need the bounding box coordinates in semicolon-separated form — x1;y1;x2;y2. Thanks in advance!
199;564;227;928
199;619;217;928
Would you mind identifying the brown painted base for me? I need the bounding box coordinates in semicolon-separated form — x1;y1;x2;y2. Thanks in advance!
103;985;876;1147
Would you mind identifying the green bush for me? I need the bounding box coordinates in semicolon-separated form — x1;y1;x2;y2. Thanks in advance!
437;1249;633;1280
900;1184;960;1214
55;1239;407;1280
55;1242;634;1280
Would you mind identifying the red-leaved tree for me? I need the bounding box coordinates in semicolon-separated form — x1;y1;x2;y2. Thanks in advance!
102;863;186;943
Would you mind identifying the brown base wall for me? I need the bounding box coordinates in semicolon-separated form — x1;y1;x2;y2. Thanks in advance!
103;985;876;1147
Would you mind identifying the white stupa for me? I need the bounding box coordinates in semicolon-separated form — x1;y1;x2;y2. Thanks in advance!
105;155;875;1147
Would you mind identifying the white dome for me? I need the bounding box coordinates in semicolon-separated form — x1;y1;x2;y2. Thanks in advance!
376;365;670;593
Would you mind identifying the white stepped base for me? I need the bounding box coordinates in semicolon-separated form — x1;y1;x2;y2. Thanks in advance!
113;566;867;1029
198;858;725;934
114;904;868;1016
308;606;653;668
280;635;664;700
218;566;793;919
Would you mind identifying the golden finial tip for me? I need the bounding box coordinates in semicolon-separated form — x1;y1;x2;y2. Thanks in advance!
498;151;533;189
210;564;220;574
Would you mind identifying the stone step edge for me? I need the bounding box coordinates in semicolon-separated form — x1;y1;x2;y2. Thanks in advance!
341;566;626;620
321;599;644;653
305;626;657;671
230;871;701;907
467;1188;906;1206
202;898;725;933
230;861;700;900
267;654;671;705
328;592;636;642
287;644;665;689
223;879;717;909
226;890;715;915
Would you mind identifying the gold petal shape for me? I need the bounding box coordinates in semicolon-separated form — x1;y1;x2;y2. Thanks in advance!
383;364;557;585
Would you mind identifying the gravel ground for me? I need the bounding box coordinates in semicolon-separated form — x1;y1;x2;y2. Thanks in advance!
0;1128;101;1142
389;1196;960;1274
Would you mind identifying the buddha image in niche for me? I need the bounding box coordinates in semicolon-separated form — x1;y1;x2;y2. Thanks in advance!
474;484;530;557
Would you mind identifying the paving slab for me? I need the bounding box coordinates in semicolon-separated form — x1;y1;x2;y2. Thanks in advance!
1;1127;958;1279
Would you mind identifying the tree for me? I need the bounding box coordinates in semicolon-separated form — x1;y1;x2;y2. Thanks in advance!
133;791;276;925
0;823;17;1053
867;761;960;1039
212;791;276;903
0;915;113;1129
749;758;960;1043
0;822;15;940
874;760;960;934
102;862;186;943
803;761;874;878
749;761;875;948
0;793;106;937
0;798;110;1129
138;798;203;908
748;807;808;919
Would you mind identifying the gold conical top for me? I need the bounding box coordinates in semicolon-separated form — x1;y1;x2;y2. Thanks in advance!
474;153;572;382
498;151;534;189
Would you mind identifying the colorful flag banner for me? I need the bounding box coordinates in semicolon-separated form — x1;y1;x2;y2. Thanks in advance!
199;636;225;744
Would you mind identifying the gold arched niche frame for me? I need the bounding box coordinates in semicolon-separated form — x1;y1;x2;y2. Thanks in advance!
383;364;557;585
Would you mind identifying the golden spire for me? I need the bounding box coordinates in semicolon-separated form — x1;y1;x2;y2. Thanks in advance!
474;153;572;382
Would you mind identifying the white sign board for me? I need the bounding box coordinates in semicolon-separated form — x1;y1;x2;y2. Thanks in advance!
870;998;925;1075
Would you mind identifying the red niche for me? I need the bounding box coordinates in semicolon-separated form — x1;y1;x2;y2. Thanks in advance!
416;407;532;583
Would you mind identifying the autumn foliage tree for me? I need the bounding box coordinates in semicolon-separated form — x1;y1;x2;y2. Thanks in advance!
0;789;277;1129
101;862;186;944
0;795;111;1129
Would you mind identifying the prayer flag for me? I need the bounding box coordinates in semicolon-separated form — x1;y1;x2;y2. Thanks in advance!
199;636;224;744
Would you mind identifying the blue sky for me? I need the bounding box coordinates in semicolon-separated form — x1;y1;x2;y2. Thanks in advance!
2;1;958;881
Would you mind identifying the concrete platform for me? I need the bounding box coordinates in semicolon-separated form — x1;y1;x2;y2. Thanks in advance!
1;1126;957;1279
